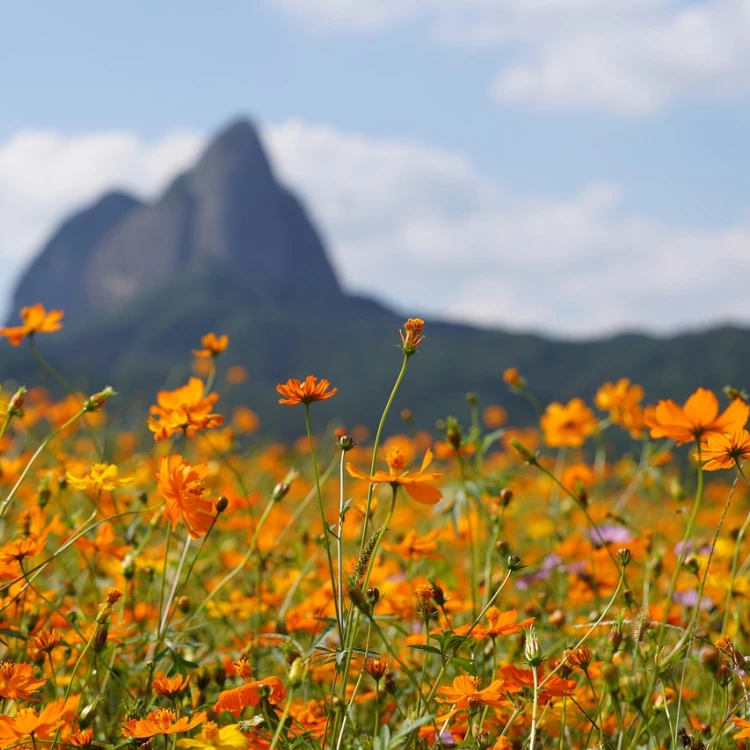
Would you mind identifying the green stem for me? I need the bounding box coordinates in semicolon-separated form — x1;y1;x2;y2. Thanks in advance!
305;404;342;638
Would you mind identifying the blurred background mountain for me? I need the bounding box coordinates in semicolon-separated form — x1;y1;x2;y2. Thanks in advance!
2;117;748;437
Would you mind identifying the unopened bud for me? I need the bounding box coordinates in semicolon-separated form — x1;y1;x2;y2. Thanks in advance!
336;434;356;451
93;624;109;651
177;596;190;613
84;386;116;412
524;626;543;666
499;488;513;507
617;548;632;566
7;386;26;417
683;554;700;575
289;657;307;688
367;587;380;605
509;439;538;465
214;495;229;514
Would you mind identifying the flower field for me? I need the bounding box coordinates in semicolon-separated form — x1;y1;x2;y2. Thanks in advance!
1;308;750;749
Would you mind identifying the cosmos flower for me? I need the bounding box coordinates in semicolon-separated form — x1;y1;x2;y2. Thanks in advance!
347;446;443;505
645;387;749;444
122;709;206;739
0;661;47;702
177;722;248;750
452;608;535;641
541;399;598;448
66;463;134;492
214;676;286;718
156;455;216;539
192;333;229;359
148;378;223;442
276;376;338;406
698;429;750;471
0;700;66;744
0;304;64;347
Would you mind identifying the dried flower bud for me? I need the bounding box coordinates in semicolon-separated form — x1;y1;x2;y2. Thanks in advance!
429;580;446;607
214;495;229;514
499;488;513;508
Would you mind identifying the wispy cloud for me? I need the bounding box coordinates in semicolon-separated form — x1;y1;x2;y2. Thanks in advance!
271;0;750;115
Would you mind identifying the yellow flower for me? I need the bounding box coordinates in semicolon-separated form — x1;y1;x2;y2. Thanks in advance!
177;722;248;750
66;463;134;492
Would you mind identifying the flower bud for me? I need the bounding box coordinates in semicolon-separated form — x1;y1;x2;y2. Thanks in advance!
617;548;632;566
289;657;308;688
400;408;413;424
177;596;191;613
367;587;380;605
509;439;538;465
524;626;543;667
84;386;116;412
93;623;109;651
700;646;721;674
336;433;356;451
214;495;229;514
398;318;425;356
499;488;513;508
7;386;26;418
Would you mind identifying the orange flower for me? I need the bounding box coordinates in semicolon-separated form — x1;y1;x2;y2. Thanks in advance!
0;536;45;566
453;608;535;641
347;446;443;505
498;664;577;698
435;675;514;721
276;376;338;406
193;333;229;359
482;404;507;428
698;429;750;471
123;708;206;738
645;387;749;444
503;367;524;389
148;378;224;442
69;728;95;747
733;717;750;739
0;700;66;744
156;455;216;539
153;673;191;698
541;398;597;448
28;630;63;655
0;661;47;702
0;304;63;347
398;318;425;355
214;677;286;718
385;529;441;560
594;378;645;437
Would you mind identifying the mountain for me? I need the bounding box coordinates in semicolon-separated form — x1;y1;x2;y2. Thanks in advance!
3;116;750;439
10;118;381;324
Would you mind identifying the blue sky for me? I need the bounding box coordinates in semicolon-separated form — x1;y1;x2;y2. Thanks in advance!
1;0;749;336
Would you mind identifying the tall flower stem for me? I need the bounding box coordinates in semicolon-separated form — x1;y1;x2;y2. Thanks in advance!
630;446;704;750
305;404;342;638
359;353;409;546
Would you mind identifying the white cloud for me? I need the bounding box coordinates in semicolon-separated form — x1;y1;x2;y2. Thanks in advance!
1;121;749;337
0;130;204;314
270;0;750;115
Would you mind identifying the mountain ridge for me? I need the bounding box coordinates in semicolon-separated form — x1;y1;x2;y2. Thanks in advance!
3;115;749;437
